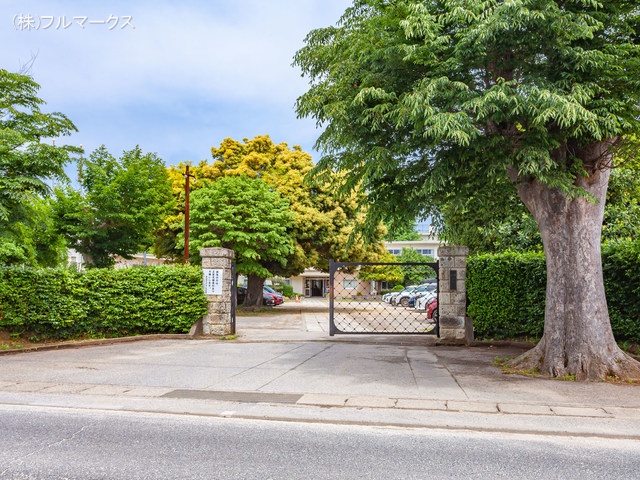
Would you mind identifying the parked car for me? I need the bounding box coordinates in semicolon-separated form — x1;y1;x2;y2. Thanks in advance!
406;283;437;308
390;286;418;306
415;288;438;310
262;292;276;306
382;291;397;303
237;286;247;304
389;285;418;305
426;297;438;321
237;286;276;306
394;285;426;307
415;294;435;311
263;285;284;305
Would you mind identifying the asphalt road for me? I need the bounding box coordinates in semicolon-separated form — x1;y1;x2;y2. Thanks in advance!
1;405;639;480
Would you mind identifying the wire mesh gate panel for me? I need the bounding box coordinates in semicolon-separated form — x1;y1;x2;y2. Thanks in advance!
329;260;439;336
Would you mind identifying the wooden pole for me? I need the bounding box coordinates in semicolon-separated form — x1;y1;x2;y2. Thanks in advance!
184;165;191;263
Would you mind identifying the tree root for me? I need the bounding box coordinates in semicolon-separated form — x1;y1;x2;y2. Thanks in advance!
507;342;640;382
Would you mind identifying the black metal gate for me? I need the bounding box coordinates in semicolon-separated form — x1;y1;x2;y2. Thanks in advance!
230;262;237;335
329;260;439;336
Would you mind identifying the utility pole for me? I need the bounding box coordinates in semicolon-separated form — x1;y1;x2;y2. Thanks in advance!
183;165;196;263
78;144;84;184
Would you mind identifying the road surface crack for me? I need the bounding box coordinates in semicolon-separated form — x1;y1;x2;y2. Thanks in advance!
1;423;92;476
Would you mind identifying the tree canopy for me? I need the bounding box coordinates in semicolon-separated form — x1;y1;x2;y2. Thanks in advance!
163;135;387;271
295;0;640;380
295;0;640;223
188;174;294;306
0;69;78;266
53;146;174;268
357;250;404;285
0;196;67;267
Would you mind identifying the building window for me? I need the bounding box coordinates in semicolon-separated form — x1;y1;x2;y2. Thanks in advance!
417;249;434;256
342;279;358;290
387;249;401;255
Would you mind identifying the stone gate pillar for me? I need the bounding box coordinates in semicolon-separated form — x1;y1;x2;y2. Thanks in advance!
200;247;235;336
438;246;473;345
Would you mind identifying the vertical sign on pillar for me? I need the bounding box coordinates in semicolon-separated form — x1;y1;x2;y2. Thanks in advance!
203;268;223;295
200;247;235;336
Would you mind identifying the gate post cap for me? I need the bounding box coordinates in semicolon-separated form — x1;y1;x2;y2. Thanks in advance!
200;248;235;259
438;246;469;257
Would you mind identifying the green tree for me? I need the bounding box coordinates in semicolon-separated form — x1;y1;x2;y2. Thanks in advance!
163;135;387;271
603;165;640;244
53;146;174;268
188;175;294;307
357;250;404;288
295;1;640;380
397;247;436;285
0;69;79;264
440;159;640;254
0;195;67;267
385;222;421;241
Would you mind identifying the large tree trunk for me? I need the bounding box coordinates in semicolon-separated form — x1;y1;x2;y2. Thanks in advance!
507;144;640;381
245;274;266;309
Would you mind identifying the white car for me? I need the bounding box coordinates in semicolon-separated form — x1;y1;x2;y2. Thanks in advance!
390;286;418;306
382;292;398;303
415;291;437;310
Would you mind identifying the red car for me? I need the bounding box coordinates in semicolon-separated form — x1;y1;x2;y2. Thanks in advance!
427;297;438;321
263;286;284;306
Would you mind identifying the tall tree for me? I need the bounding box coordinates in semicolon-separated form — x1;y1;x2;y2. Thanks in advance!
294;1;640;380
397;247;436;285
0;195;67;267
602;161;640;245
188;175;294;307
54;146;174;268
163;135;387;270
385;222;422;241
0;69;79;263
357;250;404;289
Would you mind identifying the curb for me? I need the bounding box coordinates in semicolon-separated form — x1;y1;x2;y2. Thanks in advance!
0;333;195;356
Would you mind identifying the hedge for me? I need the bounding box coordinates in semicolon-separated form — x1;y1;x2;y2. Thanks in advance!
467;240;640;342
0;265;208;339
602;240;640;341
467;252;546;339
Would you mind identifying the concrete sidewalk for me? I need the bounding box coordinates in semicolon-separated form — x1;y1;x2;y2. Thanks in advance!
0;299;639;438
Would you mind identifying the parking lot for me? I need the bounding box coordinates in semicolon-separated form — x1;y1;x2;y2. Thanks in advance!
331;297;437;334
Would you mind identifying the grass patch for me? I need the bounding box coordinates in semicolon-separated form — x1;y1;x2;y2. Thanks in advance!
218;335;238;341
492;356;542;377
0;330;116;351
491;356;511;366
605;375;640;385
236;306;278;316
503;367;541;377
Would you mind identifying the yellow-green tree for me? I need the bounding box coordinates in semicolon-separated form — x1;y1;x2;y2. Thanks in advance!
162;135;387;274
357;251;404;290
188;175;294;307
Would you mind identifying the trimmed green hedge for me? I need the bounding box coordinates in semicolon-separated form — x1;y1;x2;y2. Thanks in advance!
0;266;208;339
468;241;640;342
602;241;640;341
272;283;294;298
0;267;89;337
467;252;546;339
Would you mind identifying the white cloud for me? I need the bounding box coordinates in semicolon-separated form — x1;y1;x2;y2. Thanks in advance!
1;0;351;165
4;1;348;104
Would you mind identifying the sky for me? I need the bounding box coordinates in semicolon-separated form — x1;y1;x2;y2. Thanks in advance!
1;0;353;170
